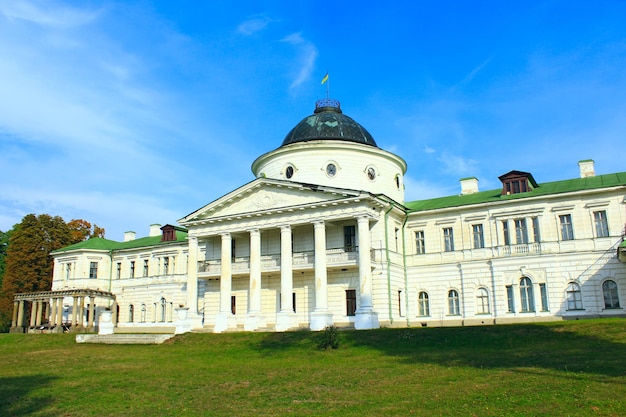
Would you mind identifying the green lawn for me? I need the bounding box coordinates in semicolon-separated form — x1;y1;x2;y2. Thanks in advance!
1;319;625;416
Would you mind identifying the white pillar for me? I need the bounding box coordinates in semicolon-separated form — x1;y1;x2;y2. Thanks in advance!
214;233;235;332
355;216;379;329
245;229;265;330
186;236;198;311
276;225;295;331
310;221;333;330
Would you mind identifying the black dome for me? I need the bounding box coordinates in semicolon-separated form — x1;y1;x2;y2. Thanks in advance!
281;99;378;148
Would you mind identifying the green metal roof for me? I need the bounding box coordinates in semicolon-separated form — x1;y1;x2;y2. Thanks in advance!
406;172;626;213
52;230;188;254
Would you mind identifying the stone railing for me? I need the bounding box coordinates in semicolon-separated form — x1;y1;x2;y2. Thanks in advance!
198;246;359;275
496;243;542;257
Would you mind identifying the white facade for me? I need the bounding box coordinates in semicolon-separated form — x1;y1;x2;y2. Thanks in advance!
37;100;626;334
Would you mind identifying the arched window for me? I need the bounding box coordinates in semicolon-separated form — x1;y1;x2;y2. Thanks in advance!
448;290;460;315
602;280;620;309
160;297;167;322
128;304;134;323
418;292;430;316
140;304;146;322
566;283;583;310
520;277;535;312
476;288;490;314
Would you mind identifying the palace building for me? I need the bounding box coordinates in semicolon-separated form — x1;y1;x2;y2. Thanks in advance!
10;98;626;334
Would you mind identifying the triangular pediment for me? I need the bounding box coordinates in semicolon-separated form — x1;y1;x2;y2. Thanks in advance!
179;178;362;223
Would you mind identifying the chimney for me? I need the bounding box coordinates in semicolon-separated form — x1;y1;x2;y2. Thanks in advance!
149;224;162;237
578;159;595;178
460;177;479;195
124;231;136;242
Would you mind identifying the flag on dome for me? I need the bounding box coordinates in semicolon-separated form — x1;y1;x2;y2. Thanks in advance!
321;72;329;84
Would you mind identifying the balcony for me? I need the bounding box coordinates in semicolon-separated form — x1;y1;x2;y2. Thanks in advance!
496;243;542;257
197;247;359;277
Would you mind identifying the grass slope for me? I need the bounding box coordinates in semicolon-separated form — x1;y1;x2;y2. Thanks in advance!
1;319;625;416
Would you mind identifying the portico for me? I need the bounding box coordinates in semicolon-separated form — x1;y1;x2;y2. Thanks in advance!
185;207;380;332
10;289;116;333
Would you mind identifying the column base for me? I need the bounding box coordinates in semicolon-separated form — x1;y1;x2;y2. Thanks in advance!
275;311;297;332
354;309;379;330
213;312;237;333
9;326;25;334
244;312;267;331
310;310;334;331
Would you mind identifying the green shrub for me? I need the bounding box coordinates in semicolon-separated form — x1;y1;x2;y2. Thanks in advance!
318;325;339;350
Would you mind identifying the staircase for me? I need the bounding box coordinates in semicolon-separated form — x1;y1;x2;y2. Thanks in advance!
76;334;174;344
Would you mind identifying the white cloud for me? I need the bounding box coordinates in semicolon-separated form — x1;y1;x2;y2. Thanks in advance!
281;32;318;90
0;0;100;28
403;175;455;201
438;153;478;177
237;16;272;35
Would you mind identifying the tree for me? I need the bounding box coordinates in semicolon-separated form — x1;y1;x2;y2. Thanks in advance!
0;228;11;297
67;218;105;242
0;214;77;331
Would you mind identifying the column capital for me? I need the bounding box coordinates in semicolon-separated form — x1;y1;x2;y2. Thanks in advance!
248;228;260;235
188;235;198;243
221;232;231;239
313;220;325;228
280;225;291;233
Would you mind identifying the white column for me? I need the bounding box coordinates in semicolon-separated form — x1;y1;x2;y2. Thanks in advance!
245;229;265;330
355;216;379;329
49;298;57;327
214;233;235;332
186;236;198;311
310;221;333;330
276;225;295;331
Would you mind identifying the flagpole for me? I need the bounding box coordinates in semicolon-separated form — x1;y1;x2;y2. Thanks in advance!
326;72;330;99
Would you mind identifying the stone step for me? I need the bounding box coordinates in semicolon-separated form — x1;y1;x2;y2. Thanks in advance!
76;334;174;344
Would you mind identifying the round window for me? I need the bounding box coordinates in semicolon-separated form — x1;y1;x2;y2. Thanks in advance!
285;166;294;179
326;163;337;177
367;167;376;181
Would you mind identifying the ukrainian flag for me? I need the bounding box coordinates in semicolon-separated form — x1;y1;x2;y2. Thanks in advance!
321;72;329;84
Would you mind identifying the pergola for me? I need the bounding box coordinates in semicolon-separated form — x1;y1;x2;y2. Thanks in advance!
10;289;116;334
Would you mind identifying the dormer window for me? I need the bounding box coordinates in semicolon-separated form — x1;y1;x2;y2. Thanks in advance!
498;171;538;196
161;224;185;242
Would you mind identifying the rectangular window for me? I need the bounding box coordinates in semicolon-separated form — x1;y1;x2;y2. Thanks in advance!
559;214;574;240
130;261;135;278
346;289;357;316
116;262;122;279
143;259;149;277
394;228;400;252
502;220;510;245
231;295;236;315
532;217;541;243
292;292;297;313
514;218;528;244
344;225;356;252
594;211;609;238
164;257;170;275
539;283;549;312
506;285;515;313
65;263;72;280
443;227;454;252
472;224;484;249
89;262;98;279
398;290;403;317
415;230;425;254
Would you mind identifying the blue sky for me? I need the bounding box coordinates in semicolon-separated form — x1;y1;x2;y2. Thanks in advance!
1;1;625;239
